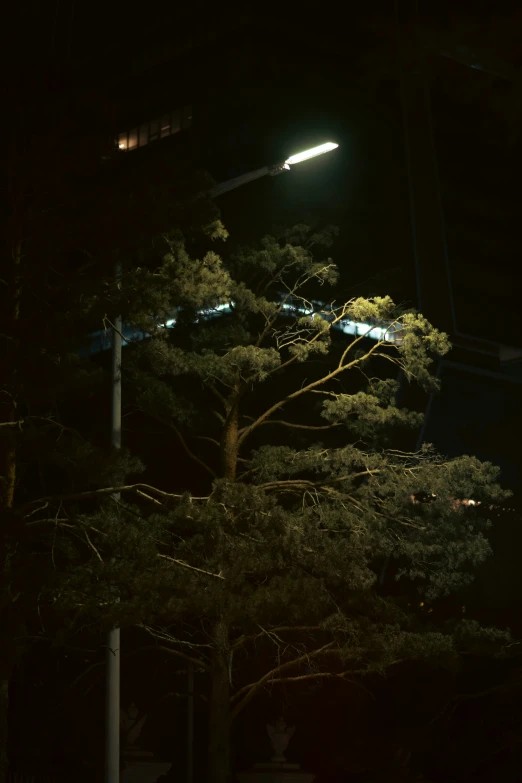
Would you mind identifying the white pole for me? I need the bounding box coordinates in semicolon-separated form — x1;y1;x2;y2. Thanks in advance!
106;263;122;783
105;626;121;783
187;662;194;783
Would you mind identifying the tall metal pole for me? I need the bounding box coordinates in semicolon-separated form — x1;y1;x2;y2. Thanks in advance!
187;662;194;783
106;262;122;783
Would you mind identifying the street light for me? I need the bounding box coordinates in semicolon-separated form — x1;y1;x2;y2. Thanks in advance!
105;140;338;783
211;141;339;198
285;141;338;165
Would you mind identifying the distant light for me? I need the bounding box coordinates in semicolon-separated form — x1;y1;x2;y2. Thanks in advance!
118;143;126;149
285;142;339;166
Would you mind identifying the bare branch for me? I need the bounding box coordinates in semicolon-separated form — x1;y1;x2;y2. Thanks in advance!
139;625;213;649
19;484;210;517
232;625;324;651
102;315;146;346
145;412;217;479
237;341;384;447
194;435;220;448
264;670;375;697
157;553;225;580
84;530;103;562
25;517;71;526
336;320;395;369
258;470;381;494
0;416;83;439
230;642;336;718
254;419;343;432
253;266;335;349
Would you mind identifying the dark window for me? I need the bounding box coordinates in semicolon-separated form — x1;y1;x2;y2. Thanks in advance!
139;123;149;147
149;118;159;142
181;105;192;129
171;108;181;134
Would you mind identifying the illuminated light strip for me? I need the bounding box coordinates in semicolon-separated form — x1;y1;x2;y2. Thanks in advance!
81;313;517;515
83;300;399;356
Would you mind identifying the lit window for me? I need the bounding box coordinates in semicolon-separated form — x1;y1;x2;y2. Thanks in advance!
116;103;191;153
127;128;138;151
139;122;149;147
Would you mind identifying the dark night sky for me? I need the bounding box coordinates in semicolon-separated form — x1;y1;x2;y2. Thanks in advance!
9;0;521;457
10;0;520;473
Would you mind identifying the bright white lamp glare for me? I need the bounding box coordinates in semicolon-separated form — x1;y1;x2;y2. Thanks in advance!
285;142;338;166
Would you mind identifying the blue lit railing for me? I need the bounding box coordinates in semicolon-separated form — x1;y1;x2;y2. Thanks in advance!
82;300;401;357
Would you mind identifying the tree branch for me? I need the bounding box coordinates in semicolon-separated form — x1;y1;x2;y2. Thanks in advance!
19;483;210;517
231;625;324;651
139;625;213;649
157;553;225;580
84;530;103;562
263;670;375;698
237;340;385;446
0;416;83;439
144;411;217;479
194;435;221;448
257;470;381;494
253;419;343;431
230;642;336;718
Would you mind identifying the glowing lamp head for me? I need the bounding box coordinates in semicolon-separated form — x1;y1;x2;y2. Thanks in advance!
285;142;338;166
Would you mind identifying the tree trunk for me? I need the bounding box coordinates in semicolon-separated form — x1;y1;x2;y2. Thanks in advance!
208;618;231;783
0;398;17;510
0;672;11;779
0;238;22;783
220;393;239;481
0;239;21;509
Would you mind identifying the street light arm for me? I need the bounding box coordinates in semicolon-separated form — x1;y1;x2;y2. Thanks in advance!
211;166;269;198
210;142;338;199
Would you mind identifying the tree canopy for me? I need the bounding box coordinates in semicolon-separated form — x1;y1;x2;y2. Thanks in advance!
19;222;511;782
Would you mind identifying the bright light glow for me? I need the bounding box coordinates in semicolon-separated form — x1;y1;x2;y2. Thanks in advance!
285;142;338;166
87;298;396;357
118;143;126;149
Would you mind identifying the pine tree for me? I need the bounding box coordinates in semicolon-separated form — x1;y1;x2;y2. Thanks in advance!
26;224;511;783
